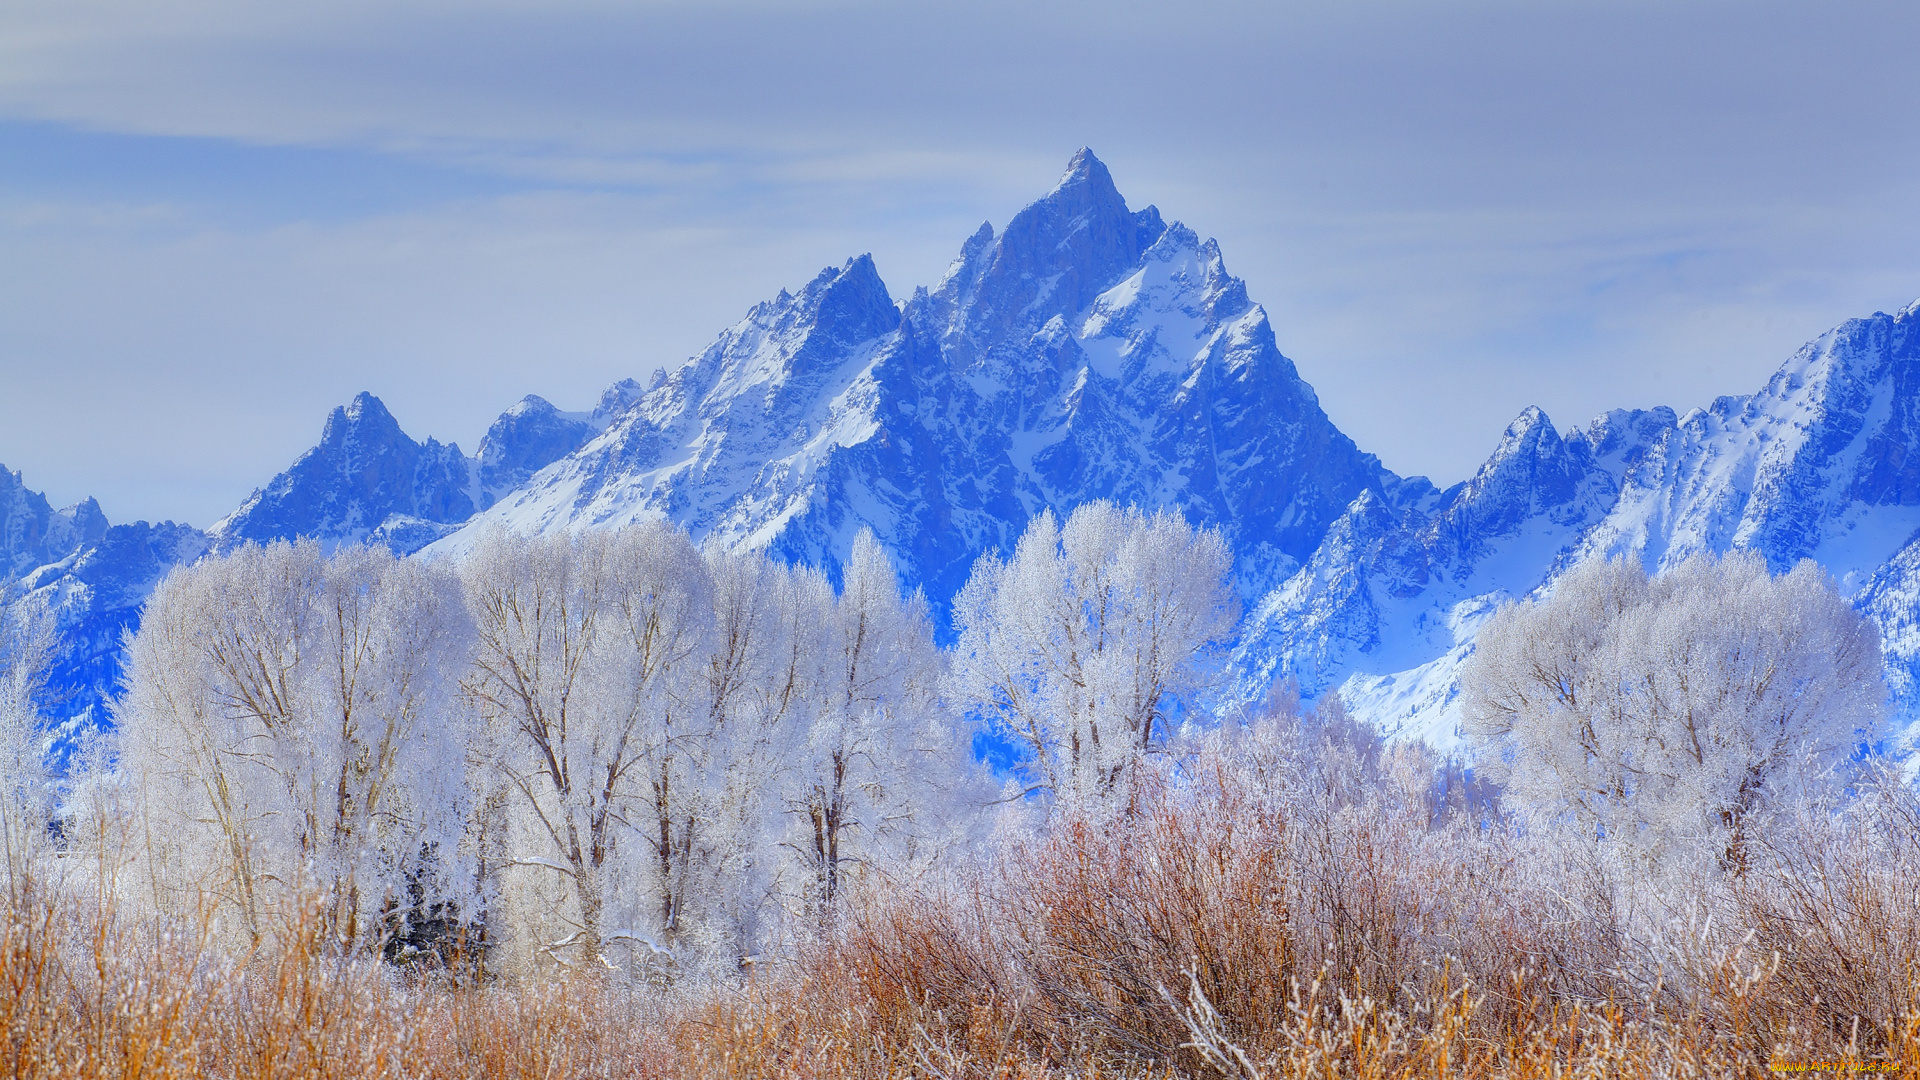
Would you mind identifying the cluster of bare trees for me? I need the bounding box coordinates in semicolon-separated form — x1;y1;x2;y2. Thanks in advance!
116;543;474;954
1;499;1900;989
79;502;1248;976
456;524;981;971
0;502;1237;980
94;525;993;977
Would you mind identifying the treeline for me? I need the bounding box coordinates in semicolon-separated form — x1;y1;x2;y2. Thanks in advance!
2;503;1240;980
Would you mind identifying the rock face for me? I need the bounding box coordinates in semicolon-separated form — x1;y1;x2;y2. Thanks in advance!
208;381;654;558
439;150;1399;623
472;380;646;509
22;520;208;747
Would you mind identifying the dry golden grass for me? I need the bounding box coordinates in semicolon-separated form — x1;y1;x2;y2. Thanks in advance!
8;756;1920;1079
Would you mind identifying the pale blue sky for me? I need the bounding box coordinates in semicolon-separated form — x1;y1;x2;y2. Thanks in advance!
5;0;1920;525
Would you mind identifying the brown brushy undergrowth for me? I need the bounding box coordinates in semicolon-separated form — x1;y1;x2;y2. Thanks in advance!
8;728;1920;1079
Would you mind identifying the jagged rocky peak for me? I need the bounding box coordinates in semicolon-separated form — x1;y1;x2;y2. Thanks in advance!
475;395;595;506
774;255;900;361
0;466;112;581
592;378;647;425
210;390;476;553
666;255;900;429
923;148;1167;359
0;465;55;578
437;149;1396;636
1633;300;1920;574
59;497;109;549
473;379;658;509
0;462;209;749
1580;406;1680;459
1430;406;1589;533
21;514;210;749
1820;304;1920;508
1078;223;1243;343
24;519;209;610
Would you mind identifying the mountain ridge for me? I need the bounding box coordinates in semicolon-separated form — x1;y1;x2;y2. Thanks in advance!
1246;300;1920;745
11;152;1920;756
432;150;1399;629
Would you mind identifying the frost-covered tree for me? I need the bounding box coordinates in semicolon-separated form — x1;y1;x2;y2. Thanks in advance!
111;518;974;973
778;530;969;923
464;527;785;969
599;524;715;959
694;548;815;952
1461;551;1884;869
118;541;473;949
466;524;973;968
464;528;638;966
0;587;55;908
953;502;1237;801
466;523;982;968
598;540;801;964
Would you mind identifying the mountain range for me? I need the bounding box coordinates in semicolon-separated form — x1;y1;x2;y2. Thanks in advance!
11;150;1920;753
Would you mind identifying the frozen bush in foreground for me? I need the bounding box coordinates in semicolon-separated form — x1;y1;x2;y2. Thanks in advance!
8;669;1920;1076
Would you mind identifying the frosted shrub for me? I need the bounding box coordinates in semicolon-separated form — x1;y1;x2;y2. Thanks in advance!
1461;551;1884;870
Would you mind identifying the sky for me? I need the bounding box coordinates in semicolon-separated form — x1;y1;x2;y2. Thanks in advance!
4;0;1920;527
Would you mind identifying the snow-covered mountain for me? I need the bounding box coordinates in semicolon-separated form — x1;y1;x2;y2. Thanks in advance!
23;520;208;748
15;149;1920;756
1;467;109;582
1242;301;1920;746
210;381;648;558
471;381;646;506
433;149;1403;620
209;392;478;556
